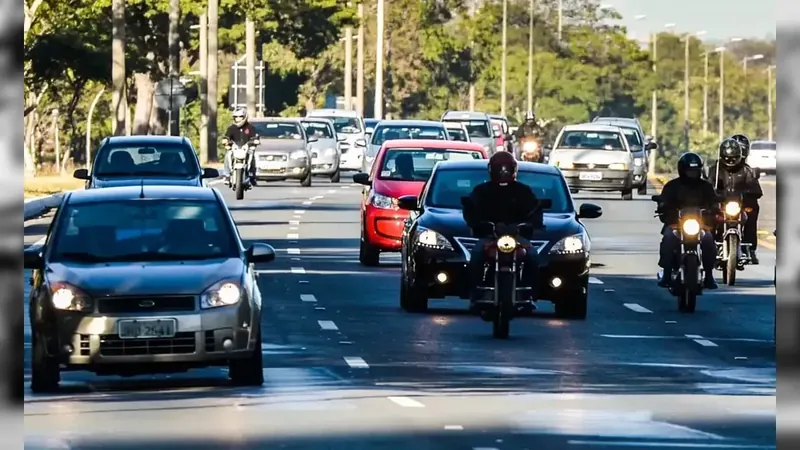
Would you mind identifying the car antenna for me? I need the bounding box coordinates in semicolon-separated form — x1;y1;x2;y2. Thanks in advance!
139;179;145;198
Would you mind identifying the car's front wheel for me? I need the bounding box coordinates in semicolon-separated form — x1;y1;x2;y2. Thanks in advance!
30;334;60;393
554;286;588;320
228;330;264;386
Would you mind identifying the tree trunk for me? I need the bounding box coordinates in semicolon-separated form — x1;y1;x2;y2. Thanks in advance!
132;73;154;134
111;0;127;136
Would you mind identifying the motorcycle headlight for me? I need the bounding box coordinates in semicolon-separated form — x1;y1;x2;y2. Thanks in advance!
370;192;397;210
497;235;517;253
232;148;248;159
550;234;586;255
724;201;741;217
290;150;307;160
634;158;643;166
416;228;454;251
523;142;538;151
201;281;242;309
682;218;701;236
49;283;92;311
608;163;627;170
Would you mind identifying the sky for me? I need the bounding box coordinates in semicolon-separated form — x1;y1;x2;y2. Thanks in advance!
606;0;776;42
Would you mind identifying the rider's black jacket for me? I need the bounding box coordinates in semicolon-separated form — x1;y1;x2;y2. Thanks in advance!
224;123;258;146
706;161;762;207
658;177;719;227
463;181;542;239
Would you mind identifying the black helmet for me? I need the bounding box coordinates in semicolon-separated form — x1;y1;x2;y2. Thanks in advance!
719;138;743;168
677;152;704;180
730;134;751;158
488;151;518;184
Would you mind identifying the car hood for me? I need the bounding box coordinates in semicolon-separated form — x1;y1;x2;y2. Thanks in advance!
45;258;245;297
372;179;426;199
309;139;337;151
418;208;584;244
255;140;307;153
470;137;495;149
551;148;632;165
92;176;201;188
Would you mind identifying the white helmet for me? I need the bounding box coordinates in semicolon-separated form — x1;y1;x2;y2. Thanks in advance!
525;110;535;122
232;107;248;127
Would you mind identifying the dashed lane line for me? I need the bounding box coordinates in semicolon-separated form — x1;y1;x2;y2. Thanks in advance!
567;441;773;448
294;209;306;214
290;267;306;274
318;320;338;331
289;220;300;225
624;303;653;313
387;396;425;408
302;201;313;205
444;425;464;430
287;248;300;255
327;189;336;194
686;334;719;347
588;277;603;284
343;356;369;368
287;233;299;239
300;294;317;302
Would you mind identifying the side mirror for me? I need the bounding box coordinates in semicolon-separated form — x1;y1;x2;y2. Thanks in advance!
246;243;276;264
201;167;220;179
651;194;662;203
645;142;658;151
355;139;367;147
577;203;602;219
397;195;419;211
23;247;43;269
337;135;347;142
308;135;319;143
352;172;371;186
73;168;90;180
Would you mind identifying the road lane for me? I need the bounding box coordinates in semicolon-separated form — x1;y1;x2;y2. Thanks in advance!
23;179;775;449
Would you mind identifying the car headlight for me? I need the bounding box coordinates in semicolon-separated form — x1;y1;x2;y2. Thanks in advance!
290;150;307;160
609;163;627;170
49;283;92;311
634;158;643;166
232;148;248;159
201;281;242;309
682;218;701;236
550;234;586;255
370;192;397;210
497;235;517;253
724;201;741;217
416;227;454;251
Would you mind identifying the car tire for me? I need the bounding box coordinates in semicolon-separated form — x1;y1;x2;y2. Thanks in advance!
555;288;588;320
330;170;341;183
637;183;647;195
30;334;60;393
228;330;264;387
621;189;633;201
359;230;380;266
300;171;312;187
404;278;429;313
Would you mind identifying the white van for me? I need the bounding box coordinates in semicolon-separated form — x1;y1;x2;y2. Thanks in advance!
306;109;366;171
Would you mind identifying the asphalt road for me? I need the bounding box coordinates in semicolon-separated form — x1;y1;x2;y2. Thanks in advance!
23;176;776;449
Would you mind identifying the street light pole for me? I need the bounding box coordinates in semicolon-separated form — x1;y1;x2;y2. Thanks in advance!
703;50;709;137
683;34;690;151
500;0;507;116
767;65;775;140
557;0;562;42
356;2;365;116
526;0;534;112
718;47;724;141
373;0;384;119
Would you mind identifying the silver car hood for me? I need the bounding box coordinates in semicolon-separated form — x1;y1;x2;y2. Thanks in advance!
309;138;337;151
255;140;307;153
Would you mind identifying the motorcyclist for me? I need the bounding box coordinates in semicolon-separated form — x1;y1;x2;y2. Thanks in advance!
656;152;719;290
223;107;258;185
514;111;543;140
707;137;763;264
463;151;543;308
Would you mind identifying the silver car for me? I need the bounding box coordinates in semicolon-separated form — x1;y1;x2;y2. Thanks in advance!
301;118;344;183
359;119;448;174
250;118;315;187
441;110;499;155
549;123;639;200
591;117;657;194
306;109;366;172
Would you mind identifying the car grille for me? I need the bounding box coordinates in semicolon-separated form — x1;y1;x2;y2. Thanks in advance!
97;296;196;314
99;332;196;356
259;154;288;162
453;237;548;260
573;163;609;170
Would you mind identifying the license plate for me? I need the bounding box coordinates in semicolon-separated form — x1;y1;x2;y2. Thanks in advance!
579;171;603;181
118;319;177;339
258;161;284;170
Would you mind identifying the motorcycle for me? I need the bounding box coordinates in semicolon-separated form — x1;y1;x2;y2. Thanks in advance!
714;193;751;286
652;195;706;313
225;137;260;200
518;136;544;162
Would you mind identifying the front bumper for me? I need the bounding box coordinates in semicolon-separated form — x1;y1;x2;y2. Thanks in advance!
562;169;633;191
340;148;363;170
255;153;310;180
50;305;258;371
311;152;340;175
364;207;408;251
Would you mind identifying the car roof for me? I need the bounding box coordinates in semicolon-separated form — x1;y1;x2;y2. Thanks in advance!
443;121;466;128
382;139;486;151
374;119;444;127
561;123;624;133
65;186;220;205
752;140;776;144
442;111;490;120
306;109;360;118
102;135;192;146
433;159;560;175
488;114;508;121
250;117;303;124
593;117;640;126
301;117;334;124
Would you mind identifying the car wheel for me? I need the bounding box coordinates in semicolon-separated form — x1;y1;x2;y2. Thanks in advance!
637;183;647;195
300;171;312;187
30;334;60;393
228;330;264;386
621;189;633;201
554;287;588;320
330;170;341;183
359;230;380;266
405;277;429;313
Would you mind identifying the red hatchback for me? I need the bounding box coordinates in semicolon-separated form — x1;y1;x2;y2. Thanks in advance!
353;139;488;266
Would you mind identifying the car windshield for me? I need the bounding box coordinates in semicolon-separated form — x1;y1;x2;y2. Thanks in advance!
370;125;447;146
444;120;491;138
317;116;362;134
50;200;238;263
302;121;334;139
445;127;469;142
94;144;199;177
253;122;304;140
557;130;626;151
426;169;572;213
491;119;509;133
751;142;776;150
377;149;484;181
619;127;642;147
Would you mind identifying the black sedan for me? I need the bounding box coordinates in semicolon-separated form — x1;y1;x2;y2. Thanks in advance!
23;185;276;392
397;160;602;319
73;135;220;188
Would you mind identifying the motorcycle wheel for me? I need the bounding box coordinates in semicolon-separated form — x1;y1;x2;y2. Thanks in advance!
724;234;739;286
492;271;514;339
235;168;245;200
679;256;698;313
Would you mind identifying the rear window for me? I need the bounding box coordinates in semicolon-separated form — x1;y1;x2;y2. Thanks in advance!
557;130;626;151
253;122;303;140
371;125;447;146
302;121;334;139
95;144;199;177
377;148;483;181
751;142;776;150
444;120;491;138
445;127;469;142
619;127;643;147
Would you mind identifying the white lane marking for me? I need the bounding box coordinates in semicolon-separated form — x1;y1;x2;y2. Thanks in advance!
444;425;464;430
312;195;324;199
624;303;653;313
344;356;369;368
601;334;772;343
300;294;317;302
302;201;312;205
327;189;337;194
287;248;300;255
294;210;306;214
342;186;351;189
318;320;338;331
588;277;603;284
473;448;499;450
291;257;301;261
567;441;773;448
290;220;300;225
287;233;299;239
694;339;719;347
685;334;702;339
291;267;306;274
387;396;425;408
290;226;298;231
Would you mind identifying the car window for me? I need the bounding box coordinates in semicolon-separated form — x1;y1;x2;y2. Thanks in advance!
50;200;238;263
316;116;362;134
253;122;304;140
557;131;626;151
378;148;483;182
619;127;643;147
302;121;334;139
94;144;199;177
445;128;469;142
443;120;491;138
751;142;776;151
426;169;572;213
370;125;447;146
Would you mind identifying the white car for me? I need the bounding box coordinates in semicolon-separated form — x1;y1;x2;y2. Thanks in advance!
443;121;471;142
747;140;776;175
306;109;366;171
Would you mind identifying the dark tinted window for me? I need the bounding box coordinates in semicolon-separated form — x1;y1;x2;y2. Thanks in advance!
557;130;626;151
252;122;304;140
316;116;362;134
377;148;484;181
445;127;469;142
302;121;334;139
619;127;643;146
95;144;199;177
370;125;447;146
444;120;491;138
